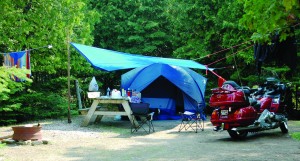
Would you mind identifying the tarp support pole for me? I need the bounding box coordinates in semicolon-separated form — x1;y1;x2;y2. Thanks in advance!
67;30;72;124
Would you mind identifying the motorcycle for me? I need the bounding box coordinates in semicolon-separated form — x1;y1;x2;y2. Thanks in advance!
209;77;289;139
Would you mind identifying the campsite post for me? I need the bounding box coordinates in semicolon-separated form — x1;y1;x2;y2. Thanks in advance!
67;30;72;123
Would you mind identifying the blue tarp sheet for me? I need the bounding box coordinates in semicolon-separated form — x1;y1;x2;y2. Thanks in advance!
121;63;207;119
71;43;208;71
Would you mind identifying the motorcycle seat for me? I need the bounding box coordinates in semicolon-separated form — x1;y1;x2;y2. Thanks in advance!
223;80;251;95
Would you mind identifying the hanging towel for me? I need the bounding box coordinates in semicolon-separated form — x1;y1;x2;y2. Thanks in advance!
26;50;31;78
9;51;26;68
3;53;11;67
3;50;31;81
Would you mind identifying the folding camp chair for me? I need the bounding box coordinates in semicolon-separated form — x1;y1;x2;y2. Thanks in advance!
130;103;155;133
178;103;206;133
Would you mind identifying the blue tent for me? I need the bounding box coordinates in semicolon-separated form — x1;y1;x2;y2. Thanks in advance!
71;43;209;71
121;63;207;119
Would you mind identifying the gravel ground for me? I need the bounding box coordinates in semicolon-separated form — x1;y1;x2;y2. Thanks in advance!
0;115;300;161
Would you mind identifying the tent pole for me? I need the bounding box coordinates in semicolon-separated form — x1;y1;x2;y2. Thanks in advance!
67;30;72;123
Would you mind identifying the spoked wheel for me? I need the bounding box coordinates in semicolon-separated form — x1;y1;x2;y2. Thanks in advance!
227;130;248;139
279;121;288;134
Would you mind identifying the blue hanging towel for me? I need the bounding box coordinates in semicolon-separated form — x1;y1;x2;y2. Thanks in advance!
9;51;26;67
3;51;30;81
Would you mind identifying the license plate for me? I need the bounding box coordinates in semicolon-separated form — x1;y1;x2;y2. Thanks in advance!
221;110;228;116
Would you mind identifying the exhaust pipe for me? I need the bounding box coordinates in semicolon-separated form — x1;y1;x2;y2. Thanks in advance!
231;126;261;132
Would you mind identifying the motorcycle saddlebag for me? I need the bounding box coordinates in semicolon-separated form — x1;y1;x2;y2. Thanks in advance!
209;88;249;107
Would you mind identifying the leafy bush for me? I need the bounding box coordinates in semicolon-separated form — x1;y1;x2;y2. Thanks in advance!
0;67;32;125
0;66;31;100
16;91;73;119
291;132;300;141
0;90;77;125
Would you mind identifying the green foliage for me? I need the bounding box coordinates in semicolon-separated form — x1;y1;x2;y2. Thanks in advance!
0;90;73;125
165;0;251;59
0;66;32;124
0;66;32;100
240;0;300;43
164;0;254;87
292;132;300;141
91;0;172;57
0;0;100;125
0;0;100;75
17;92;70;119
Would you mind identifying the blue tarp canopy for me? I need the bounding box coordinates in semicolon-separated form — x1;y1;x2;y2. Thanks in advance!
121;63;207;119
71;43;208;71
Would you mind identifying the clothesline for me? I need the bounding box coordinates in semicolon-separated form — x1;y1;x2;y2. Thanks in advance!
0;45;52;55
1;45;52;81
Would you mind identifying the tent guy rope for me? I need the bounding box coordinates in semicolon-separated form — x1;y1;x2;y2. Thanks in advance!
192;40;252;61
206;44;253;67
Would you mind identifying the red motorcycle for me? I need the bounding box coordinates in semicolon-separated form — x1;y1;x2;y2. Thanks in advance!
209;77;289;139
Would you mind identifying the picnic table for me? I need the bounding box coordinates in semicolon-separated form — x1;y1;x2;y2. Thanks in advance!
81;96;138;127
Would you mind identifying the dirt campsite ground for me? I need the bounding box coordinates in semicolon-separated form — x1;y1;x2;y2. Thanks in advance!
0;115;300;161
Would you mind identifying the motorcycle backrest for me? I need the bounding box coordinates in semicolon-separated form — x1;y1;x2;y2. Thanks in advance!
222;81;251;96
222;81;240;89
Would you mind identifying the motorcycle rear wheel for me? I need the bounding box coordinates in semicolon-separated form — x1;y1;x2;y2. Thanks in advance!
279;121;288;133
227;130;248;139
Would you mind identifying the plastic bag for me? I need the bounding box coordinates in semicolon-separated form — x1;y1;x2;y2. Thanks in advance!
88;76;99;92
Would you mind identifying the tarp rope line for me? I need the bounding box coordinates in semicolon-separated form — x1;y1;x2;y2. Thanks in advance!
193;40;253;61
231;47;248;100
212;65;235;70
273;22;300;32
206;44;254;67
195;22;300;62
204;44;253;87
204;22;300;87
207;68;226;87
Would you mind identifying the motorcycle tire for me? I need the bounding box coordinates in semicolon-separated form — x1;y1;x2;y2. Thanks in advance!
279;121;288;134
227;130;248;139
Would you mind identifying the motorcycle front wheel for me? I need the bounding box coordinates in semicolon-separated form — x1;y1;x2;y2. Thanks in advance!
227;130;248;139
